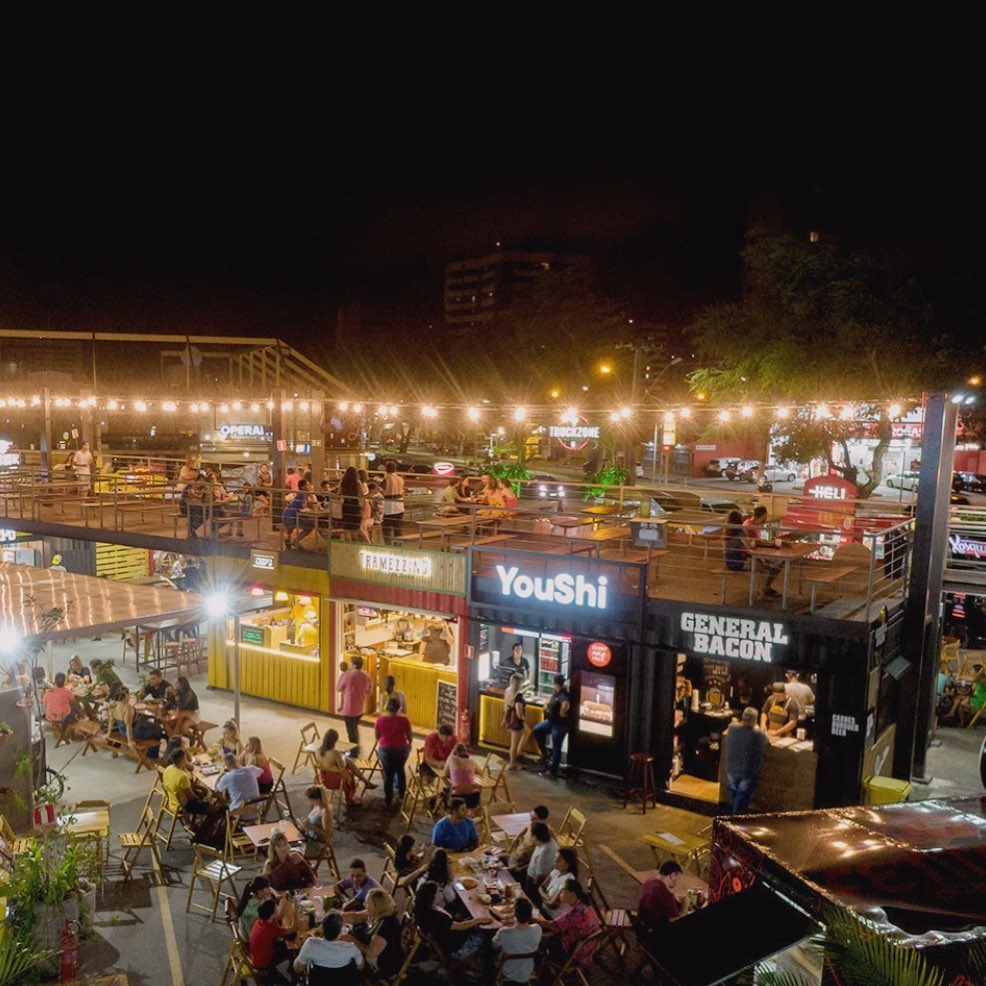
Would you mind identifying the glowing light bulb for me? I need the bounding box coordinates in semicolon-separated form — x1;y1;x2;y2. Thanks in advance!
679;407;692;419
219;403;230;414
265;400;274;410
610;411;621;423
299;400;310;412
741;405;753;418
134;401;147;412
352;403;363;413
466;406;480;422
163;401;177;412
232;401;242;411
421;405;438;419
389;405;399;418
718;410;731;423
888;402;902;418
107;399;119;411
282;401;293;412
514;406;527;422
250;402;261;413
815;403;831;419
338;401;350;412
31;395;41;406
619;407;631;419
840;403;855;420
776;406;790;419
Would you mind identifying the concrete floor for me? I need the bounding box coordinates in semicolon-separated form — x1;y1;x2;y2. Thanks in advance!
34;635;986;984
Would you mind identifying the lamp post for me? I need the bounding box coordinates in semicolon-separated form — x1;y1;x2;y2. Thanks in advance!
205;592;239;724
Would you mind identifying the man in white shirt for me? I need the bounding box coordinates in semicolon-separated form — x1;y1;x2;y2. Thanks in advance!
524;822;559;895
215;753;262;810
71;441;95;493
381;460;405;544
294;911;363;977
783;670;815;718
493;897;542;984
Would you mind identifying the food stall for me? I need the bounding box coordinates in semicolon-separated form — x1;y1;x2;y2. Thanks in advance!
466;546;647;776
645;597;908;812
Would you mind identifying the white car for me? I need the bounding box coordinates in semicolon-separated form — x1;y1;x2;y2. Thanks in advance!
884;470;920;491
759;463;799;483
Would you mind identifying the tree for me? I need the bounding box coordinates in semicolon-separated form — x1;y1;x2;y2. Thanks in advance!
685;225;954;496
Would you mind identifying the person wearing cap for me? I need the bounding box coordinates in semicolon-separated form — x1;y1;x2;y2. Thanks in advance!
418;618;453;666
49;554;67;571
722;707;768;814
760;683;799;736
783;670;815;718
296;611;319;649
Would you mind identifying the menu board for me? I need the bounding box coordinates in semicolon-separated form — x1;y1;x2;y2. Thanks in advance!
435;679;458;733
240;624;264;645
702;658;730;691
578;672;615;738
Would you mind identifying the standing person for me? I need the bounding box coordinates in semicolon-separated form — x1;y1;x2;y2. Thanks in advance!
502;673;528;770
532;674;570;777
783;670;815;718
339;466;364;542
380;674;407;716
70;441;95;493
284;467;301;492
760;683;799;737
723;707;768;814
418;618;453;666
337;655;372;756
375;698;413;810
366;481;385;543
381;460;405;544
498;642;531;688
357;468;373;541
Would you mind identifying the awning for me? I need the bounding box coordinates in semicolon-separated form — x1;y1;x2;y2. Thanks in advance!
644;883;821;986
0;563;206;641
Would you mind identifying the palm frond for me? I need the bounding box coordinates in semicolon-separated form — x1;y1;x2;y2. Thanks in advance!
0;921;54;986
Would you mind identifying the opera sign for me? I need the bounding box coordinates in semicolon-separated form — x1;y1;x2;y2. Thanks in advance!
587;641;612;668
680;612;789;663
496;565;608;609
219;423;268;439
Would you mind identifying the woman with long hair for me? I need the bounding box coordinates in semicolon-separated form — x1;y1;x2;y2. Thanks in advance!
239;736;274;794
339;888;403;978
317;728;373;807
443;743;481;808
534;879;601;967
502;673;529;769
298;785;334;855
220;719;243;758
413;880;489;964
339;466;363;541
374;697;413;810
537;848;579;918
263;831;316;891
236;875;283;940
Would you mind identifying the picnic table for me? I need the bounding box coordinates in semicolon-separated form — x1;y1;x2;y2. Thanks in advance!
413;514;475;548
451;856;519;925
564;525;633;557
747;541;817;608
242;820;303;849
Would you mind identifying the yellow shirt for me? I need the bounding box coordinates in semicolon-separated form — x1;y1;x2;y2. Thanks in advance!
296;621;318;648
163;764;191;813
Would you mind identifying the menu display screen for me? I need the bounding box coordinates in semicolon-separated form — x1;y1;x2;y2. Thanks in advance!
578;672;615;738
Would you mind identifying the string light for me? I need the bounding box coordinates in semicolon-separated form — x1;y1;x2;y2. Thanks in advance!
266;401;274;410
466;406;481;422
31;395;41;406
888;403;902;418
107;400;119;411
250;402;261;413
338;401;350;412
352;403;363;413
219;403;230;414
232;401;242;411
718;409;731;423
163;401;177;412
741;405;753;418
609;411;620;423
133;401;147;412
299;400;310;412
679;407;692;419
619;407;632;419
840;403;855;420
776;406;790;419
514;407;527;422
389;405;399;418
421;405;438;419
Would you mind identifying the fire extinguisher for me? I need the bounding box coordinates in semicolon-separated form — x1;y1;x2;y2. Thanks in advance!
458;708;471;747
60;919;79;981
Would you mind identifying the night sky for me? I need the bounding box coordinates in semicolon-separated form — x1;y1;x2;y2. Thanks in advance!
2;125;983;374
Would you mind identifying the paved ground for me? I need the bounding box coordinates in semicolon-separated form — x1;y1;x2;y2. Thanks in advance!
32;637;986;984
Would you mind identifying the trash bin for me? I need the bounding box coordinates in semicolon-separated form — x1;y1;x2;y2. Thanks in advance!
863;775;911;805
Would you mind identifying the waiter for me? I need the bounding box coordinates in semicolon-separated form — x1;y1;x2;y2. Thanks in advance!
497;641;531;687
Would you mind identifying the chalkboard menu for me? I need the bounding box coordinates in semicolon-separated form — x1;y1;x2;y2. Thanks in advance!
702;658;730;691
240;624;264;645
436;679;458;732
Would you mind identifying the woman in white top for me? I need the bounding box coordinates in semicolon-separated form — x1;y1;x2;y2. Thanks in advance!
299;785;334;855
538;848;578;919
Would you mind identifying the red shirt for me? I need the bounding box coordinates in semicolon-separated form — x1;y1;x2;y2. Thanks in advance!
43;686;75;721
423;730;457;764
250;917;282;970
375;714;412;749
638;878;680;928
338;668;373;717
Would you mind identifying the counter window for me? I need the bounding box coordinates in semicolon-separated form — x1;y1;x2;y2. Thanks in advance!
337;602;459;732
670;651;816;805
230;592;320;657
477;624;571;697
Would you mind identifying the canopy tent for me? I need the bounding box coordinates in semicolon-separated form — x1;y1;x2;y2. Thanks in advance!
0;563;206;642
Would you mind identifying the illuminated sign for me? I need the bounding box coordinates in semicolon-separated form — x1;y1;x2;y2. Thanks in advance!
360;549;433;577
495;564;608;609
949;533;986;560
809;485;847;501
680;612;788;663
0;439;19;468
549;422;599;451
250;549;279;573
433;462;456;476
587;641;612;668
219;423;268;439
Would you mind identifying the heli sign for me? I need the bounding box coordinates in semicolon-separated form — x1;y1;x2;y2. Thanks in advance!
496;565;609;610
680;612;789;663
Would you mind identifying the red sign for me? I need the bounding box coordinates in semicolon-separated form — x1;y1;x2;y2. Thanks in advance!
587;641;612;668
803;475;857;511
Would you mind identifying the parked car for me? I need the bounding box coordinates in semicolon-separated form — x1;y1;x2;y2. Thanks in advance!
704;457;741;477
520;474;567;499
740;462;799;483
884;470;920;491
724;459;760;480
954;472;986;493
650;490;744;516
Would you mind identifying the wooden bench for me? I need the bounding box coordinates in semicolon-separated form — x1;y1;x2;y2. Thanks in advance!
117;499;174;527
711;567;746;604
600;547;669;582
449;533;515;551
80;726;163;773
803;566;855;612
46;719;77;748
189;719;219;754
394;529;443;546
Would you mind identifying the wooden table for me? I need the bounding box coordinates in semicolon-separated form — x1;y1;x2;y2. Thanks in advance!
58;808;111;838
564;525;633;556
195;766;223;791
415;515;474;548
298;508;332;539
491;812;532;839
640;830;710;874
454;864;520;925
304;740;357;756
748;541;816;608
243;820;303;848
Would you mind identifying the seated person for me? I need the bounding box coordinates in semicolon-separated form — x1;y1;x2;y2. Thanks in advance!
298;785;334;855
416;849;460;911
637;860;688;931
43;673;82;724
216;753;263;811
293;910;363;980
220;719;244;758
66;655;91;685
533;880;601;967
743;505;781;598
105;686;136;748
537;848;578;919
492;897;542;985
760;683;799;736
722;510;748;572
317;728;375;807
239;736;274;794
89;658;124;700
422;722;457;779
250;898;296;981
413;880;491;964
394;834;428;884
332;858;380;913
443;743;481;809
523;822;559;896
338;888;402;978
237;876;284;940
137;667;172;702
507;806;551;870
162;748;223;841
263;832;316;892
431;799;479;852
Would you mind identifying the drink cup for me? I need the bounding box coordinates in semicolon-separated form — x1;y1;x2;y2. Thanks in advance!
796;728;806;740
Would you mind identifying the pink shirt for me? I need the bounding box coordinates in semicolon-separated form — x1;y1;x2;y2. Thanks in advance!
44;686;75;721
338;668;372;717
375;714;412;749
285;472;301;491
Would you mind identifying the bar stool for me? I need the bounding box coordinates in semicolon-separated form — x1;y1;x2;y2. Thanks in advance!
623;752;657;814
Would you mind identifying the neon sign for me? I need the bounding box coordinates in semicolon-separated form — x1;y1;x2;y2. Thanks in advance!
495;564;608;609
680;612;788;663
219;423;268;439
548;423;599;451
360;549;433;577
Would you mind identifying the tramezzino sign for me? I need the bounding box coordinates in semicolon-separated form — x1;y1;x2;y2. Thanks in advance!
360;549;433;578
679;612;789;663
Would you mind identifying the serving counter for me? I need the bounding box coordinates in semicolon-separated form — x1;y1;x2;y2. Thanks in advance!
478;688;545;753
378;654;457;732
717;733;818;813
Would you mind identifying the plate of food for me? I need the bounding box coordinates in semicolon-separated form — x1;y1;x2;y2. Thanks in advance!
478;893;492;904
459;877;478;890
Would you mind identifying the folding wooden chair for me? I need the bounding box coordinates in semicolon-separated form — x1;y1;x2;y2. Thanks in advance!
309;838;341;882
494;947;541;986
352;740;381;798
0;814;31;856
263;756;294;822
314;767;348;818
153;774;195;850
556;807;591;872
188;720;218;754
220;930;261;986
482;800;517;845
587;875;631;962
292;721;321;774
366;919;421;986
400;758;444;830
119;800;164;877
481;753;511;803
187;843;242;921
224;806;260;865
541;930;603;986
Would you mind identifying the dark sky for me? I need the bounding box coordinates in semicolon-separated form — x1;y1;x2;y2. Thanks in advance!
2;122;984;367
